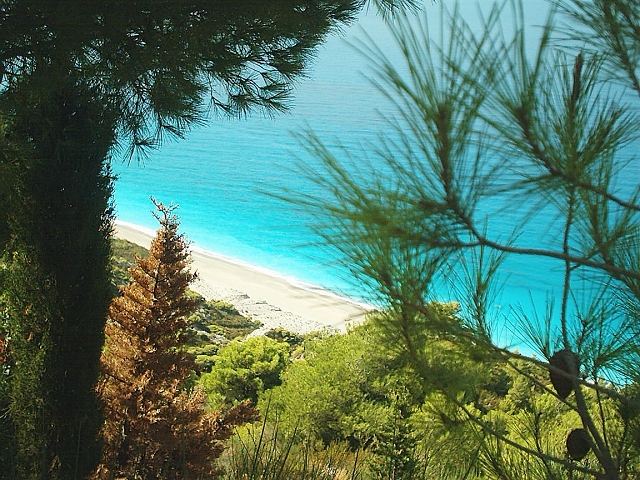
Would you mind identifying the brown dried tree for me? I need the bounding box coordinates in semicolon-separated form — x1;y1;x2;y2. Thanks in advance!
94;200;255;479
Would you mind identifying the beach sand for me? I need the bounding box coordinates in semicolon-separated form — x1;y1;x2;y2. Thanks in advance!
114;222;369;334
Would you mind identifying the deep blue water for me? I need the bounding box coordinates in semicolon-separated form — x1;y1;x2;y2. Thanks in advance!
112;0;638;345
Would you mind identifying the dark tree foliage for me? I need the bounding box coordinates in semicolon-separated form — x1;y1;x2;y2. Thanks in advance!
0;0;416;150
0;1;415;478
0;117;17;254
2;82;115;480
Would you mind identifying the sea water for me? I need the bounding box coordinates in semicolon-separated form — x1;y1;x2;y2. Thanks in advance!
112;7;412;296
112;0;638;346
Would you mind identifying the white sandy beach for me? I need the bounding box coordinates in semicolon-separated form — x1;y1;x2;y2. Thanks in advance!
114;222;370;334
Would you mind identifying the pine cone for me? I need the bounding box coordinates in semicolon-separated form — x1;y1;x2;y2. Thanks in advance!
549;349;580;399
566;428;590;460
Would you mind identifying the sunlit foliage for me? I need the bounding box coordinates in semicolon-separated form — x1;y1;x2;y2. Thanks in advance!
296;1;640;478
94;201;256;479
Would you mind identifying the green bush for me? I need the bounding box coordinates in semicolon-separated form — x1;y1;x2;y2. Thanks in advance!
199;336;291;407
188;297;261;340
263;319;428;478
265;328;305;348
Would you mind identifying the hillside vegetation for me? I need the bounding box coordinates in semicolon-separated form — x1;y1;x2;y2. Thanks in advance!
111;238;261;370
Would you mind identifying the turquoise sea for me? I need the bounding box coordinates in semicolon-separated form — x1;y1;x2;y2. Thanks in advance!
112;1;638;344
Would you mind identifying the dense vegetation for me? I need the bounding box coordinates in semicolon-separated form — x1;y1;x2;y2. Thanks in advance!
195;302;640;479
0;1;403;476
0;0;638;478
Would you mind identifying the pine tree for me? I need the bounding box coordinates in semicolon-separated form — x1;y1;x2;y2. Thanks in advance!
94;201;255;479
299;1;640;478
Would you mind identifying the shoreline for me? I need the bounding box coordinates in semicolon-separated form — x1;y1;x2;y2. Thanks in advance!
114;220;371;334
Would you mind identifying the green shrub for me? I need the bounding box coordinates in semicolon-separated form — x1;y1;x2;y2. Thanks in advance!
188;297;261;340
199;336;291;407
265;328;305;348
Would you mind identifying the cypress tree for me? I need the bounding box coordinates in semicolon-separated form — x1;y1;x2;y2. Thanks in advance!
3;80;115;478
94;201;255;479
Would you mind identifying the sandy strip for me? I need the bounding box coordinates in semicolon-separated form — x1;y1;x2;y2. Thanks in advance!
114;221;370;334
